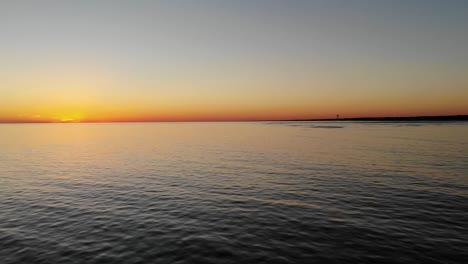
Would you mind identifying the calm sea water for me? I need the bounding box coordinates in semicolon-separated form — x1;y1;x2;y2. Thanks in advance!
1;122;467;264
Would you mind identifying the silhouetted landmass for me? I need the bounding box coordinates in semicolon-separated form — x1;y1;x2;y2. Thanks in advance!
282;115;468;122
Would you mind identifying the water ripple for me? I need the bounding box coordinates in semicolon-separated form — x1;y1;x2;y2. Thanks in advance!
1;122;467;263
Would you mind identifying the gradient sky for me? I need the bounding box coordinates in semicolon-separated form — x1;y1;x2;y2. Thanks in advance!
1;0;467;122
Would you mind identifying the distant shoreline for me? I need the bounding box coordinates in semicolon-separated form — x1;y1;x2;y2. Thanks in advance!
1;115;467;124
279;115;468;122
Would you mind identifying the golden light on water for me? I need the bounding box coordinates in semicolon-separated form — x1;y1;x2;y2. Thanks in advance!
53;113;84;123
58;118;79;123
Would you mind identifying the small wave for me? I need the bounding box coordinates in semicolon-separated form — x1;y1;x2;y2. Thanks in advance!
310;125;344;129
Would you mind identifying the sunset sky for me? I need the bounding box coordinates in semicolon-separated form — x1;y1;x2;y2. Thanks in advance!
1;0;467;122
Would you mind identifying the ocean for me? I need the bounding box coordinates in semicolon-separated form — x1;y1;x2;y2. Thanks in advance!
1;122;467;263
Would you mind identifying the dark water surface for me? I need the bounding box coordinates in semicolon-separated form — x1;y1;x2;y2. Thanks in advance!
1;122;467;263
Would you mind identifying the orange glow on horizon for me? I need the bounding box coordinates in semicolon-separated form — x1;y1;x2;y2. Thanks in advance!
1;61;467;123
1;1;468;124
1;106;466;123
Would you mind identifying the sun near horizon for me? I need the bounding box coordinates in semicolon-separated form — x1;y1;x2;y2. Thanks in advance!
1;1;468;123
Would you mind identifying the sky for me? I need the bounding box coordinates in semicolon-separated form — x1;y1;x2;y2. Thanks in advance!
1;0;467;122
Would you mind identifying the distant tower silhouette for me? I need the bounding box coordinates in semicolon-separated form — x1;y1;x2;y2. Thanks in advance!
337;114;339;120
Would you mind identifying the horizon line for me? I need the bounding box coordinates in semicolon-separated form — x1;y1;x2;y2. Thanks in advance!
1;114;467;124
